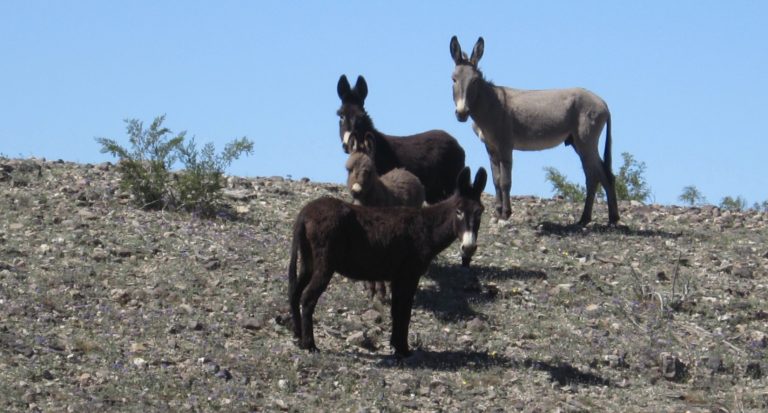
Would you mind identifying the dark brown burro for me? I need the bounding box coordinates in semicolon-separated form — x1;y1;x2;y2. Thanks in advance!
337;74;467;204
288;167;487;357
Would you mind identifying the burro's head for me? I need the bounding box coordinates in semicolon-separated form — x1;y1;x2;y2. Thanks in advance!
452;166;487;267
449;36;484;123
336;74;368;153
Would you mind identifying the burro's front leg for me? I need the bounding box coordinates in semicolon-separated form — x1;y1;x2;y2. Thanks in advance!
389;276;420;358
499;155;513;220
484;148;503;217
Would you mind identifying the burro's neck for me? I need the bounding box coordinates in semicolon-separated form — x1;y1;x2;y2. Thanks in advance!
421;195;458;255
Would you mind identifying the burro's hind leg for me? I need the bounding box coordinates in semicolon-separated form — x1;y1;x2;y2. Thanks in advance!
574;152;619;226
289;254;312;340
389;275;420;358
299;268;333;352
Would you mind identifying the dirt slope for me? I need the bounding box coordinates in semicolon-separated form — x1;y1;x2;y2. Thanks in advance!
1;158;766;412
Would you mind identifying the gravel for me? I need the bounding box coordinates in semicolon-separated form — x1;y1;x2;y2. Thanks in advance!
1;156;766;412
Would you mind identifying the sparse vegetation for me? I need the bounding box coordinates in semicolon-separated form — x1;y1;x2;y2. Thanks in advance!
543;167;585;202
678;185;706;206
720;195;747;212
175;137;254;217
96;115;184;210
96;115;253;217
545;152;651;203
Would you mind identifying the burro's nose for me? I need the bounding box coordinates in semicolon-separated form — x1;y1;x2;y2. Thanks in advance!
460;231;477;256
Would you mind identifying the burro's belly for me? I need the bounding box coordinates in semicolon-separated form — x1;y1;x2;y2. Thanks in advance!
514;132;570;151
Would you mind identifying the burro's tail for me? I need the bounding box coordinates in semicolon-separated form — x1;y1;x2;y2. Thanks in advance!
288;211;307;338
603;111;614;183
288;212;305;298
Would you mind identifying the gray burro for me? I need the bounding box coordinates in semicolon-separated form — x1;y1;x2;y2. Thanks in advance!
450;35;619;226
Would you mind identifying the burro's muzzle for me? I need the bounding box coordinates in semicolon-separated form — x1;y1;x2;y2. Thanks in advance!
342;131;353;152
455;98;469;122
460;230;477;267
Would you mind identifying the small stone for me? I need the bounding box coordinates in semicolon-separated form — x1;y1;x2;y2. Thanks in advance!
466;317;485;332
241;317;263;330
278;379;288;389
204;259;221;271
132;358;147;369
188;320;204;331
78;210;98;220
92;247;109;262
110;289;130;305
745;362;762;379
215;369;232;381
748;330;767;348
346;331;366;347
585;304;600;313
361;309;382;324
660;352;687;381
204;363;220;374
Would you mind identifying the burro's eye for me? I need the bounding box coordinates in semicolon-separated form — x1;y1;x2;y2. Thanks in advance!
456;209;464;220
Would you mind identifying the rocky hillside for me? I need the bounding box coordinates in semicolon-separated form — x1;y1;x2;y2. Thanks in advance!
1;157;767;412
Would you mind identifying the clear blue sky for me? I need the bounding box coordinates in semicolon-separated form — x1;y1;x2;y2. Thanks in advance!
2;1;766;206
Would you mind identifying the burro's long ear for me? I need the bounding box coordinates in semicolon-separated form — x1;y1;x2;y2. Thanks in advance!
470;37;484;67
450;35;462;64
455;166;471;195
361;131;375;155
354;76;368;103
338;75;351;100
472;167;487;199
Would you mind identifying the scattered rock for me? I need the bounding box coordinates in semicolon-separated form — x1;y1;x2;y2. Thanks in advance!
361;309;382;324
241;317;264;330
215;369;232;381
660;352;688;381
466;317;485;332
132;358;147;369
745;362;762;379
346;331;367;347
204;258;221;271
188;320;204;331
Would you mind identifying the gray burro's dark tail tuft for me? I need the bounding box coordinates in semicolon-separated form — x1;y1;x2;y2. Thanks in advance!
603;112;614;183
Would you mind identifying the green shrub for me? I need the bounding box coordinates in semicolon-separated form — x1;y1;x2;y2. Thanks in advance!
719;196;746;212
545;152;651;203
96;115;253;217
175;137;254;217
96;115;184;210
614;152;651;202
678;185;706;206
543;167;585;202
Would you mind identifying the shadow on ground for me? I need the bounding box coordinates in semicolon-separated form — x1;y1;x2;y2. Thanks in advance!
415;263;545;322
359;349;611;386
537;221;681;239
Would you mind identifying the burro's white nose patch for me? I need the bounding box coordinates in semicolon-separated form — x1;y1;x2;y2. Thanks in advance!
343;131;352;145
455;98;467;113
461;230;476;249
351;183;362;193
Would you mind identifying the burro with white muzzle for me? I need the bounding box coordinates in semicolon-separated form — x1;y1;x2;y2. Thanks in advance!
288;167;486;357
450;36;619;226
